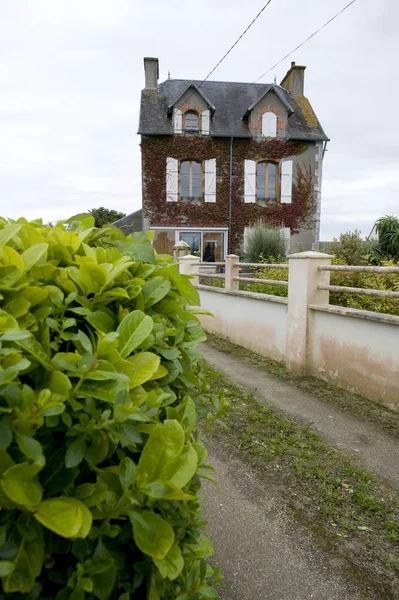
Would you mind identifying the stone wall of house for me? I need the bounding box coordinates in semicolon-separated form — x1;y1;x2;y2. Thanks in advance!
141;135;319;253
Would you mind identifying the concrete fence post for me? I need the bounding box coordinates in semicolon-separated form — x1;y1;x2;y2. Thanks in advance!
225;254;240;291
286;251;332;373
178;254;200;286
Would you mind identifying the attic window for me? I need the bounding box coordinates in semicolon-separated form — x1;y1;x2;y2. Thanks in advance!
184;111;199;133
262;112;277;137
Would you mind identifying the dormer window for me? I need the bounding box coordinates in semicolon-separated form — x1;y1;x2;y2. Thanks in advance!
184;111;199;133
173;108;210;135
262;112;277;137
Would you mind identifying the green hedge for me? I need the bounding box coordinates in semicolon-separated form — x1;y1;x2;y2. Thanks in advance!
0;216;221;599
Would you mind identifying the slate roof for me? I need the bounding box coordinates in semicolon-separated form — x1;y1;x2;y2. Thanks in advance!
138;78;328;141
113;209;142;235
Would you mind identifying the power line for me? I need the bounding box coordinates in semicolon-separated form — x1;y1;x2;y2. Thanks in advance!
253;0;358;84
151;0;274;134
199;0;274;89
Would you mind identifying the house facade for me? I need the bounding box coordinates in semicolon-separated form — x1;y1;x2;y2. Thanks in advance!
138;57;328;261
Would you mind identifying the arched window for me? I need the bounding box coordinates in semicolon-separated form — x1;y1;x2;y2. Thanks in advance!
256;161;277;200
179;160;202;200
184;111;199;132
262;112;277;137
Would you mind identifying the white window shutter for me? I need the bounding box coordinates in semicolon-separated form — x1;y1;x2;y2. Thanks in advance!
262;112;277;137
202;109;210;135
173;109;183;134
166;157;178;202
204;158;216;202
244;160;256;203
281;160;293;204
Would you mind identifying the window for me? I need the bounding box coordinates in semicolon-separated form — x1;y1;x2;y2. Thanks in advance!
180;160;203;201
184;110;199;132
245;159;293;203
202;232;224;262
262;112;277;137
256;161;277;201
166;157;216;202
173;108;210;135
153;230;175;255
180;231;201;257
152;230;226;260
179;231;225;260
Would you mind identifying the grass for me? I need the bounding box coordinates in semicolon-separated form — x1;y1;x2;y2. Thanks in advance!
205;366;399;598
205;333;399;438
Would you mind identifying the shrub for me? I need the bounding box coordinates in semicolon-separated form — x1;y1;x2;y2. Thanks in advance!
327;230;370;266
243;256;288;297
0;216;222;599
244;220;288;262
329;259;399;316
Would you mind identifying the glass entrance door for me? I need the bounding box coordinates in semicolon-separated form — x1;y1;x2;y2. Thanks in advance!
179;232;201;257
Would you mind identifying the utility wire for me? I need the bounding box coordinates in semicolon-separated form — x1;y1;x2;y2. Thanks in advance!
150;0;274;133
253;0;358;84
150;0;357;134
198;0;274;89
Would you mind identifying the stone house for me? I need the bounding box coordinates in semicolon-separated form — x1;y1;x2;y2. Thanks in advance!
132;56;328;260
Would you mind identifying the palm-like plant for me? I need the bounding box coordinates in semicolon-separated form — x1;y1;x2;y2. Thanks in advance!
370;215;399;263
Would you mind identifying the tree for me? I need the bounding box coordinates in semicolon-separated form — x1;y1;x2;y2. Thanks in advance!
89;206;126;227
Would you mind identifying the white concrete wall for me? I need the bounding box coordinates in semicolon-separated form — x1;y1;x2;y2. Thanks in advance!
184;254;399;412
308;306;399;411
198;287;287;361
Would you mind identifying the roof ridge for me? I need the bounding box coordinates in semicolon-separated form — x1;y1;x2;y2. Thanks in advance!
160;78;276;87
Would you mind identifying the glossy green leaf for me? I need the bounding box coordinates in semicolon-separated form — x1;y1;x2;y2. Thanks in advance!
130;510;174;560
15;433;43;461
117;310;154;358
2;524;44;593
153;544;184;580
119;457;136;490
0;560;14;576
79;379;123;403
142;277;171;308
79;263;108;293
136;420;197;489
125;352;160;388
170;444;198;489
34;496;92;539
21;243;48;273
65;436;86;468
0;423;12;449
1;462;43;508
16;334;54;370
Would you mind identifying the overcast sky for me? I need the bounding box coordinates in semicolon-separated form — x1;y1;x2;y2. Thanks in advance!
0;0;397;239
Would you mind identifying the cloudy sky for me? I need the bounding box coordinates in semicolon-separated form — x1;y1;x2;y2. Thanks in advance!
0;0;397;239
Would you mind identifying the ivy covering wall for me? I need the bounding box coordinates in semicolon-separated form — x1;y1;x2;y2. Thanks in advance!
141;136;317;252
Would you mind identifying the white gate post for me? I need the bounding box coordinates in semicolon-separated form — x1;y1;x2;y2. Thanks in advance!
225;254;239;291
179;254;200;286
286;251;332;373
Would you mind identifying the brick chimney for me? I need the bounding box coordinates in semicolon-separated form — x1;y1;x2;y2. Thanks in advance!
280;61;306;96
144;57;159;89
